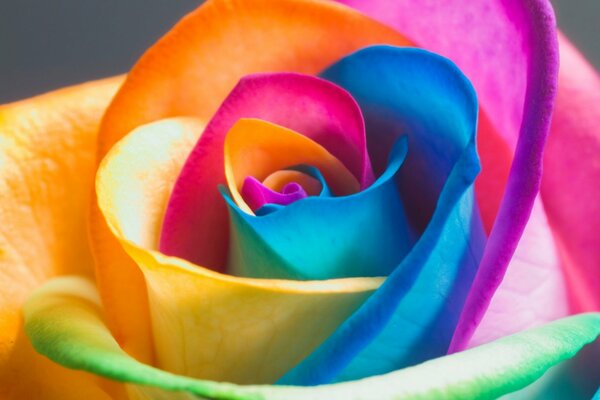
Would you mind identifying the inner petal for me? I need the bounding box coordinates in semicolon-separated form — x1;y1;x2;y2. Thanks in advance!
242;168;327;212
241;176;309;212
263;169;322;195
224;118;360;215
224;137;413;281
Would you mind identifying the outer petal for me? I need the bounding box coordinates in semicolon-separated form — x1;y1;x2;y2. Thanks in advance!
468;196;569;347
334;0;560;352
95;118;383;383
24;276;600;399
0;78;125;398
98;0;410;155
469;32;600;363
541;34;600;312
501;340;600;400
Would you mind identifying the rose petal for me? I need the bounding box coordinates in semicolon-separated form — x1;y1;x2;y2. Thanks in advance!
335;0;528;145
276;46;484;384
262;170;323;195
95;117;383;383
96;118;204;251
24;276;600;399
255;167;332;216
541;34;600;313
0;77;125;398
467;196;569;347
98;0;411;157
242;177;309;212
474;111;513;233
225;136;412;280
224;118;359;215
334;0;560;355
464;32;600;354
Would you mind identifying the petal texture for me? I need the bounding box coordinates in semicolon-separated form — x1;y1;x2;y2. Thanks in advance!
501;339;600;400
468;196;569;347
0;77;124;399
278;46;485;384
24;276;600;400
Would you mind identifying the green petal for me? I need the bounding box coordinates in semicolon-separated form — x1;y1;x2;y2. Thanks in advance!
24;277;600;400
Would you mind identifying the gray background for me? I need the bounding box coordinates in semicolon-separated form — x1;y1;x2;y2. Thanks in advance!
0;0;598;103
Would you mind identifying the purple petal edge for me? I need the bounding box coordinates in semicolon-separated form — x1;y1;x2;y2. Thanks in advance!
449;0;559;352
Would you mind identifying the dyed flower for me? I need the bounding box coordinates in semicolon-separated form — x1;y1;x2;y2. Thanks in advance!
0;0;599;399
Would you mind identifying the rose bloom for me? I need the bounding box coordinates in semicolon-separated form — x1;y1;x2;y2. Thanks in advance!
0;0;599;399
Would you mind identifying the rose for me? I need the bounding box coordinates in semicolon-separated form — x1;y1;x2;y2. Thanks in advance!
0;0;598;398
1;1;596;396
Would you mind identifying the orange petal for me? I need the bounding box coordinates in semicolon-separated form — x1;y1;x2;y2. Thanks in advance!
97;0;411;155
92;0;411;361
0;77;126;399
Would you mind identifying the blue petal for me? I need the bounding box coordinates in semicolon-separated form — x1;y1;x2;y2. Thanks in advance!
223;137;414;280
278;46;486;384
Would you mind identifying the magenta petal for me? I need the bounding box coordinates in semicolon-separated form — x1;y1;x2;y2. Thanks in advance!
541;34;600;313
241;177;308;212
160;73;373;270
335;0;560;350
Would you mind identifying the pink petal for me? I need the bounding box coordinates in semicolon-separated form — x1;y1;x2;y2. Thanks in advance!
467;196;569;347
160;73;372;270
241;177;309;212
541;33;600;313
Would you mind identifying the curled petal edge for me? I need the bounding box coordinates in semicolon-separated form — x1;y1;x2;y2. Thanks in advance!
24;276;600;400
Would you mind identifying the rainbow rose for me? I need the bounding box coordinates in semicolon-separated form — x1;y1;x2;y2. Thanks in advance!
1;0;599;399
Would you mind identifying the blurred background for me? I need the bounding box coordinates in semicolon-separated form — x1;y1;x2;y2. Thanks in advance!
0;0;598;103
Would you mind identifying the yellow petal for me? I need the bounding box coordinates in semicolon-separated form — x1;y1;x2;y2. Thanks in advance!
92;118;204;363
96;118;382;384
0;77;125;398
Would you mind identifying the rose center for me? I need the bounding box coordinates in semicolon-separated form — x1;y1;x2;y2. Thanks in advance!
241;168;326;212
